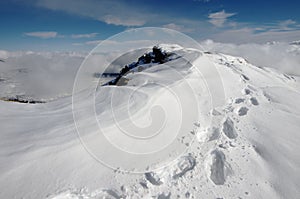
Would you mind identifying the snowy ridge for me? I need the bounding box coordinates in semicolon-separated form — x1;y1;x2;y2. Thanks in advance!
0;45;300;198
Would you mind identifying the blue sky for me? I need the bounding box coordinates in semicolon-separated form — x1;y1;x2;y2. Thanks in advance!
1;0;300;51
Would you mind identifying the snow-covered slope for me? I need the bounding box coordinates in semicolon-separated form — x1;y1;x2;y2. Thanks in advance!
0;45;300;199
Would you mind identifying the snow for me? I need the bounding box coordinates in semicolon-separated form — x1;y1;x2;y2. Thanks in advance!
0;44;300;198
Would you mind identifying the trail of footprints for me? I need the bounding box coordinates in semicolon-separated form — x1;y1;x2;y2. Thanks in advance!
139;84;261;198
212;75;266;190
52;55;287;199
109;72;262;198
207;73;261;186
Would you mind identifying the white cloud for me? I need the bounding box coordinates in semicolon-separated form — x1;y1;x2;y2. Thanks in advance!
24;31;58;39
85;40;103;45
71;33;98;39
72;43;84;46
102;15;145;26
162;23;195;33
278;19;297;30
279;19;296;27
0;51;85;99
208;10;236;27
200;40;300;76
25;32;99;40
74;39;121;46
0;50;9;59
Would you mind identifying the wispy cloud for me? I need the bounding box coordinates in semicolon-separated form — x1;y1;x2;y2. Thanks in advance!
162;23;195;33
278;19;297;30
73;39;155;48
72;43;84;46
22;1;300;47
35;0;149;26
279;19;296;27
71;33;98;39
209;27;300;44
24;31;100;40
24;31;58;39
34;0;198;27
208;10;236;27
85;40;103;45
72;40;106;46
102;15;145;26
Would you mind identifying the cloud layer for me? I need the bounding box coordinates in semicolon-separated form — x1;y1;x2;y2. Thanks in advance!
209;27;300;44
201;40;300;76
1;40;299;102
0;51;85;99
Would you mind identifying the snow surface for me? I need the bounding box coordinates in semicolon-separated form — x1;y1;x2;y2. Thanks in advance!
0;45;300;198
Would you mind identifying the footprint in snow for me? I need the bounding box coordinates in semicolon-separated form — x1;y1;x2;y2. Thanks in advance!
242;88;251;95
197;127;220;142
222;117;238;139
208;127;220;141
235;98;245;104
209;150;227;185
237;107;249;116
145;172;163;186
194;121;201;127
172;155;196;179
250;97;259;106
211;108;222;116
240;74;250;81
157;192;171;199
101;189;122;199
